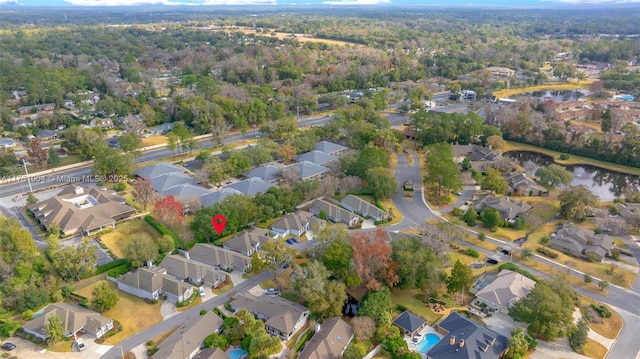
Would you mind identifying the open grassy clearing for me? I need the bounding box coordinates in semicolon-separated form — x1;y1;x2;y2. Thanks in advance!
503;140;640;176
100;219;161;258
74;280;162;345
390;289;442;325
493;81;593;98
233;27;362;47
584;338;608;359
142;135;168;147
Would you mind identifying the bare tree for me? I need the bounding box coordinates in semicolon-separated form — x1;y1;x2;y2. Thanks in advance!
133;178;158;210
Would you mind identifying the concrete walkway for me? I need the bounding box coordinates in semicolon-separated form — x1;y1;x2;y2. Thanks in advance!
572;308;615;350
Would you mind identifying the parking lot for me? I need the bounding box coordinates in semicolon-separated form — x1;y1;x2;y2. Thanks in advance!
0;337;84;359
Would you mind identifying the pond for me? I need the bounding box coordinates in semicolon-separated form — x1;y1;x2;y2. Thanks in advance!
517;89;591;102
505;151;640;201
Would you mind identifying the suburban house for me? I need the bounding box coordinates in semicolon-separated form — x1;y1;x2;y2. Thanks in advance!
150;172;197;194
452;144;500;169
472;269;536;313
244;163;283;183
286;161;329;182
309;199;361;227
295;150;338;166
199;188;244;207
189;243;252;272
473;194;532;223
297;317;354;359
162;275;195;303
229;293;310;341
392;311;427;337
28;184;135;236
148;122;176;135
616;202;640;219
227;177;276;196
37;129;58;140
203;268;227;288
89;118;114;129
485;66;515;77
426;312;508;359
506;173;548;196
17;103;55;115
341;194;388;221
549;223;613;261
223;227;275;256
115;266;166;301
22;303;114;341
159;254;209;285
194;348;230;359
315;140;348;156
270;211;326;237
153;311;223;359
161;184;211;208
0;137;16;148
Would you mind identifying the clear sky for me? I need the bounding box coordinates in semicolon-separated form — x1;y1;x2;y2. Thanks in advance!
1;0;639;7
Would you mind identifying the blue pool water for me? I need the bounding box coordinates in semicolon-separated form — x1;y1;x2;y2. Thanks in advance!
228;349;248;359
417;333;441;353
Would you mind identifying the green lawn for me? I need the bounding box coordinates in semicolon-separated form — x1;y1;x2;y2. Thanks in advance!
100;219;162;258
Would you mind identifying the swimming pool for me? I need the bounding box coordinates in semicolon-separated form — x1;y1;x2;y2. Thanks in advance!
228;349;248;359
416;333;441;353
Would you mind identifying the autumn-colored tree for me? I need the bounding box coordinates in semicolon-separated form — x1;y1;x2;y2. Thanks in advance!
349;228;399;290
25;138;49;169
276;144;297;163
155;195;184;227
133;178;158;210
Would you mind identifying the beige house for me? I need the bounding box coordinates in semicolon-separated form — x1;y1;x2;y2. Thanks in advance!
153;311;223;359
29;185;135;236
309;199;360;227
474;269;536;313
115;266;166;300
297;317;354;359
230;293;309;340
341;194;388;221
162;276;194;303
22;303;113;341
223;227;275;256
159;254;210;285
271;211;326;237
189;243;252;273
549;223;613;261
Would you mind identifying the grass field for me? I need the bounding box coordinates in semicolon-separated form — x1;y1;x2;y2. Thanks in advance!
493;81;593;98
142;135;168;147
100;220;161;258
390;289;442;324
503;140;640;176
233;27;361;47
74;280;162;345
584;338;608;359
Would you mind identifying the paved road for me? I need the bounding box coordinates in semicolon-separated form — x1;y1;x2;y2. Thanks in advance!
99;271;271;359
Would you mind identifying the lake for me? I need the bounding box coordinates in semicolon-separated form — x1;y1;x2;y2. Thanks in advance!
516;89;591;102
505;151;640;201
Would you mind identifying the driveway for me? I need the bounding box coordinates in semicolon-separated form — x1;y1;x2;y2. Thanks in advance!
0;337;83;359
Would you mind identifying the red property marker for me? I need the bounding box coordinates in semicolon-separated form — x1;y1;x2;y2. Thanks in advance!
212;214;227;235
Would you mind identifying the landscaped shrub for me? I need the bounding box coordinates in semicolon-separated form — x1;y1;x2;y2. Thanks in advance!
107;262;132;278
463;248;480;258
145;215;181;248
95;259;130;275
395;304;407;312
113;182;126;191
536;247;558;259
292;329;314;352
559;154;570;160
452;207;464;216
591;304;612;318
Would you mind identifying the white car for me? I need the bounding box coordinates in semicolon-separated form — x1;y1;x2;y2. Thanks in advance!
198;287;206;297
75;339;85;351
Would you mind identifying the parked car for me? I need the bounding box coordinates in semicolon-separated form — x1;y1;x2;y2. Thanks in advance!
291;237;299;243
198;286;206;297
264;288;281;295
281;263;290;269
2;343;16;351
285;239;295;245
75;340;85;351
600;227;611;232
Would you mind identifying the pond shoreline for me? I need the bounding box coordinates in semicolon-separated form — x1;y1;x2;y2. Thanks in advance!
503;141;640;177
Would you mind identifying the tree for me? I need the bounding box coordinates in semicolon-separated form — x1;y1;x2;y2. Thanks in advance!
506;327;531;359
26;193;38;205
486;135;506;154
350;229;399;290
481;208;503;230
521;248;533;259
391;236;441;291
47;146;60;167
352;316;376;342
133;177;158;210
558;185;600;220
119;132;142;153
481;168;509;194
52;242;98;282
584;274;593;284
347;145;390;178
92;143;134;182
167;132;178;157
251;238;296;277
203;333;228;349
425;142;462;195
535;164;573;187
125;236;159;268
45;315;65;344
276;143;297;163
25;138;48;169
290;261;347;318
155;195;184;227
319;236;361;287
358;287;392;327
343;342;366;359
598;280;610;292
365;167;398;200
509;282;574;340
601;108;613;133
446;260;474;302
462;208;478;226
91;282;119;312
569;319;589;353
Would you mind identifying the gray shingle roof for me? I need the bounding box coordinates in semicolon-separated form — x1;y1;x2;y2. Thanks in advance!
230;293;309;335
244;164;283;183
292;161;329;180
154;311;223;359
475;269;536;308
151;172;197;194
136;163;184;180
198;188;244;207
295;151;338;166
427;312;507;359
314;141;348;155
297;317;354;359
227;177;276;196
162;183;211;200
392;311;426;334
